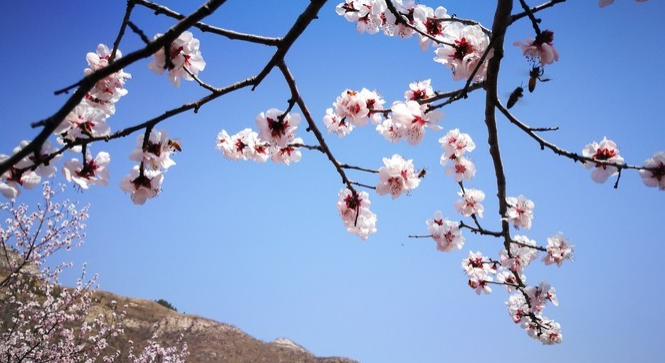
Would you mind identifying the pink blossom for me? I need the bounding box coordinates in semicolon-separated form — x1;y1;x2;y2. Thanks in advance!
270;138;302;165
381;0;416;39
337;188;377;240
462;251;494;295
639;151;665;190
426;210;465;252
62;152;110;189
57;103;110;142
434;23;492;81
413;5;449;50
335;0;385;35
120;165;164;205
376;154;420;199
513;30;559;65
83;44;131;115
216;129;263;162
129;129;178;171
500;235;539;274
390;100;443;145
542;232;574;267
439;128;476;164
454;188;485;218
404;79;435;102
376;117;405;143
323;108;354;137
148;31;206;87
445;157;476;182
505;195;535;230
496;271;520;292
0;140;62;199
582;137;624;183
256;108;301;147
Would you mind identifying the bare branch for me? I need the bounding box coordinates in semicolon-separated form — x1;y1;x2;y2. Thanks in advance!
495;100;647;172
340;164;379;174
109;0;137;63
134;0;281;46
278;61;355;193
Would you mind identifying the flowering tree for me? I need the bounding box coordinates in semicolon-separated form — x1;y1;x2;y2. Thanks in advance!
0;183;188;363
0;0;662;352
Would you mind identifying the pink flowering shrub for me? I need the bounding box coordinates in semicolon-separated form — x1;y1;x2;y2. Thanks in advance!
0;183;187;363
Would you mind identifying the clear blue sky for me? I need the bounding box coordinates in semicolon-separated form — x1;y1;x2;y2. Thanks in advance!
1;1;663;362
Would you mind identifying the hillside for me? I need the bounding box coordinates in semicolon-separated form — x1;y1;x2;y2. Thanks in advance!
0;248;358;363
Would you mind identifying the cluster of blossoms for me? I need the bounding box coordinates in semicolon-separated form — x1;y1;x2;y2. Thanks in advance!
426;210;464;252
148;31;206;87
505;195;535;230
506;281;561;344
323;88;385;137
500;235;539;275
457;233;568;343
324;81;443;145
217;109;303;165
0;183;188;362
0;141;60;199
542;232;575;267
439;128;476;182
336;1;492;81
461;251;495;295
120;129;180;205
58;44;131;192
337;188;377;240
376;154;421;199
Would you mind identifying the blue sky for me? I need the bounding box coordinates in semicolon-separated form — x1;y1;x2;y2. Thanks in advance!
1;1;663;363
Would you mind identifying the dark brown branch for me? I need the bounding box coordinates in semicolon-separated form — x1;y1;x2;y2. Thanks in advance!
133;0;280;46
97;77;257;142
183;67;219;93
530;126;558;132
518;0;542;37
424;81;485;111
340;164;379;174
350;181;376;190
509;238;547;252
384;1;456;47
253;0;327;90
440;17;491;35
511;0;567;24
109;0;137;64
485;0;514;252
495;100;647;172
459;220;503;237
127;21;151;44
278;61;355;193
290;143;324;152
0;0;228;176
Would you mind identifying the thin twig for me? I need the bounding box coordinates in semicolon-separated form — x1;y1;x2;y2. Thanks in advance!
278;61;355;193
340;164;379;174
495;100;647;172
133;0;281;46
110;0;137;64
